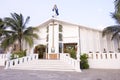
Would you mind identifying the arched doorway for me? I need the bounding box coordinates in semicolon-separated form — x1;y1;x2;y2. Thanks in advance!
34;44;46;59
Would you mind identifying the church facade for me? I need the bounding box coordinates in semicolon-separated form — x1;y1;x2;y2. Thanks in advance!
23;18;119;59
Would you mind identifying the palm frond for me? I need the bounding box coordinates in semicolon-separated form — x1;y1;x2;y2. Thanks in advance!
23;16;30;28
111;30;120;40
4;17;18;30
102;25;120;37
24;36;34;47
115;0;120;12
112;13;120;24
102;25;120;40
1;34;18;49
24;27;39;35
9;13;23;29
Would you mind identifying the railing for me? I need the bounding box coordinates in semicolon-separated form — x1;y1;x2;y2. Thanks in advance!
0;54;7;59
88;53;120;60
60;53;81;72
88;53;120;69
5;54;38;69
0;54;7;66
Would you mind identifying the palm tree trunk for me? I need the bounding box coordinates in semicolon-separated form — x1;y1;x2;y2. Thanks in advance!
19;39;22;51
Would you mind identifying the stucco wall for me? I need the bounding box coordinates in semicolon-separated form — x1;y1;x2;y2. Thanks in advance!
80;28;103;53
62;24;78;43
36;26;47;45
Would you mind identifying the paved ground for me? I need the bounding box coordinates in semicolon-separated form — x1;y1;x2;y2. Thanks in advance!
0;66;120;80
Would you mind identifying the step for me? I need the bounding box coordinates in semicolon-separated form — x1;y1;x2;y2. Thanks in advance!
9;59;75;71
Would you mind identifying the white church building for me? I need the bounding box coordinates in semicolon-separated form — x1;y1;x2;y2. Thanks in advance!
26;18;119;58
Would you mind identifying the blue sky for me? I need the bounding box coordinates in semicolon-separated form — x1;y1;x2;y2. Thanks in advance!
0;0;116;30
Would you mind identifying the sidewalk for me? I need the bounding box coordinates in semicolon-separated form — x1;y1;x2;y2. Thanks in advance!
0;66;120;80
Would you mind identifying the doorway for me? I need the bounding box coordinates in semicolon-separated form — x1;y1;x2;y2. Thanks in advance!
34;44;46;59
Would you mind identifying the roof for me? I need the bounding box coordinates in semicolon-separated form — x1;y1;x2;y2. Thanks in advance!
36;18;102;32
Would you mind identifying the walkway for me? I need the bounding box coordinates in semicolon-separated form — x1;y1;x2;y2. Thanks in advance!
0;66;119;80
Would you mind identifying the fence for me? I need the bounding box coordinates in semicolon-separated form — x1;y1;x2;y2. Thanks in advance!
88;53;120;69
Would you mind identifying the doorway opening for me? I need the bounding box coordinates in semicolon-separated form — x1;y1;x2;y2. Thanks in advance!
34;44;46;59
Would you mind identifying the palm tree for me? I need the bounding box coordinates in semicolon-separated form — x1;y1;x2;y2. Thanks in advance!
102;0;120;40
0;18;9;40
1;13;39;51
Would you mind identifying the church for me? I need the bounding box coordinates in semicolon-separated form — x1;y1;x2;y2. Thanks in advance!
23;18;119;60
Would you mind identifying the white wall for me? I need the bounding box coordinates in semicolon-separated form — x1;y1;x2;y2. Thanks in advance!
80;28;102;53
36;26;47;45
62;24;78;43
80;28;89;53
53;23;59;53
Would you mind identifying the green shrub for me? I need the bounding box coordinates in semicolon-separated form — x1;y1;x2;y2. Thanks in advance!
80;53;89;69
10;54;17;60
11;49;27;59
64;48;76;59
69;49;76;59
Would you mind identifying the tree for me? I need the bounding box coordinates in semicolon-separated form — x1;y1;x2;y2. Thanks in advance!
102;0;120;40
1;13;39;51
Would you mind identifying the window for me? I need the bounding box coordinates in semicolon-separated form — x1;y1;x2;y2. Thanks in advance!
46;26;49;33
46;34;49;42
59;24;63;41
59;24;63;32
59;33;62;41
59;43;63;53
46;26;49;42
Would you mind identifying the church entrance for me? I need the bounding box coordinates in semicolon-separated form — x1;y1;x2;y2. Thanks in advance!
34;44;46;59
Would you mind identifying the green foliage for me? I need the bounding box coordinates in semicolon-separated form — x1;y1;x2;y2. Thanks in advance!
0;13;39;50
10;54;16;60
65;48;76;59
80;54;89;69
11;49;27;59
69;49;76;59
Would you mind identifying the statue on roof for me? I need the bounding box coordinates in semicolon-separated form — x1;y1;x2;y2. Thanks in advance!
52;4;59;18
